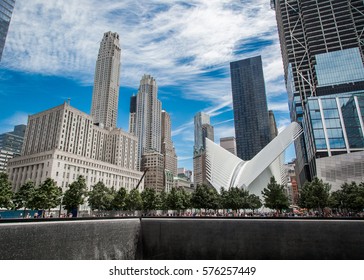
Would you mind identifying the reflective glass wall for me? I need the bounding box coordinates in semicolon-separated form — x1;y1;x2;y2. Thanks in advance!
0;0;15;61
307;93;364;156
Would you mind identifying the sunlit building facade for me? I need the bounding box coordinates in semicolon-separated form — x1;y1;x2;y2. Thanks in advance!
133;74;162;169
7;32;144;206
220;137;236;156
91;31;121;128
7;103;143;196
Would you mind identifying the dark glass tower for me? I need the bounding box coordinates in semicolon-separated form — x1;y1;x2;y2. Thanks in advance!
230;55;270;161
0;0;15;61
271;0;364;188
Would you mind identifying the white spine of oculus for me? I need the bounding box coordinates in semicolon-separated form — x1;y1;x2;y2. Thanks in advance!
205;122;303;192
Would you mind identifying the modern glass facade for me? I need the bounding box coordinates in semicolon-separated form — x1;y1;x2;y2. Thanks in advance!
193;112;211;154
0;124;25;171
230;55;270;161
272;0;364;186
307;94;364;156
193;112;214;186
0;0;15;61
315;48;364;87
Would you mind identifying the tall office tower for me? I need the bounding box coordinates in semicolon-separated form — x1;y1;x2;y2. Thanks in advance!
193;112;214;186
129;95;137;135
202;123;214;151
194;112;211;153
230;56;271;161
268;110;278;141
0;0;15;61
134;74;162;167
0;124;25;171
271;0;364;188
220;137;237;156
161;110;177;177
8;102;143;195
141;152;165;192
91;31;121;128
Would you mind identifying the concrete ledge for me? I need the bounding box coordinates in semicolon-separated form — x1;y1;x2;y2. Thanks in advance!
140;218;364;260
0;218;140;260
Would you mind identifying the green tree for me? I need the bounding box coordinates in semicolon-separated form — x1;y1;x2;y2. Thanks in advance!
298;177;331;212
125;188;142;211
32;178;62;213
335;182;364;212
191;185;208;211
261;176;289;213
0;172;14;209
191;184;219;213
104;187;116;211
328;189;342;210
62;176;88;213
224;187;242;212
180;188;191;213
112;187;127;210
240;189;251;214
219;187;230;213
141;187;158;213
223;187;251;214
356;182;364;212
206;186;220;212
13;180;36;211
157;190;168;213
88;181;114;211
167;187;184;213
248;194;262;213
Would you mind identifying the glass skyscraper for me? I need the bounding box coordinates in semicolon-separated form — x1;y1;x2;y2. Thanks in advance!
230;55;271;161
0;0;15;61
193;112;214;186
271;0;364;188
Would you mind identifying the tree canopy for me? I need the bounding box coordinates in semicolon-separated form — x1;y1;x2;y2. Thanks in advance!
299;177;331;211
0;172;14;209
329;182;364;212
32;178;62;211
191;184;219;211
112;187;127;210
88;181;114;211
13;180;36;210
62;175;88;212
125;188;142;211
261;177;289;212
141;187;158;212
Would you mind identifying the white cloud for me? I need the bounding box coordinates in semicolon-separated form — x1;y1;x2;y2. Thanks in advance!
268;102;289;112
4;0;283;98
277;118;292;133
3;0;290;168
0;112;29;134
213;123;235;142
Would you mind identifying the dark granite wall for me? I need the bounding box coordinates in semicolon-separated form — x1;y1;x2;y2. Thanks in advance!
140;218;364;260
1;218;363;260
0;218;140;260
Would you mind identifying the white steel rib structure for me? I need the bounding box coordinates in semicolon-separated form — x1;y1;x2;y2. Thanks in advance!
205;122;303;197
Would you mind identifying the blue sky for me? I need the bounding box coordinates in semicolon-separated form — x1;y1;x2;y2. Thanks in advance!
0;0;294;170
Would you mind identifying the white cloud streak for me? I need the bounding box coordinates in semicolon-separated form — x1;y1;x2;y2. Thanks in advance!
3;0;289;168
